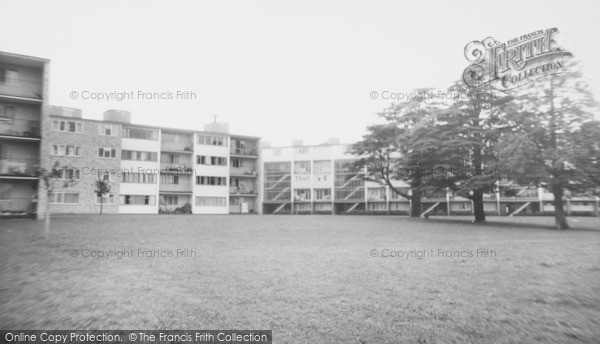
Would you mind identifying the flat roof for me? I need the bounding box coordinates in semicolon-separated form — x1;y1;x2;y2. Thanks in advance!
0;51;49;68
263;143;351;149
49;114;260;139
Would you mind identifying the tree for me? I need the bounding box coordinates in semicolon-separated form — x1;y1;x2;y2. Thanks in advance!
570;120;600;195
39;161;76;234
351;89;442;217
94;177;111;215
426;82;513;223
495;61;599;229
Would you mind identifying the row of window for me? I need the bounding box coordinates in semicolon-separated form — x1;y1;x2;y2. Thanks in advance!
49;192;226;207
47;122;234;147
50;147;239;163
45;169;235;187
197;155;227;166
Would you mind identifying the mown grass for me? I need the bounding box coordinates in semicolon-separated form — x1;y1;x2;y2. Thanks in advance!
1;215;599;343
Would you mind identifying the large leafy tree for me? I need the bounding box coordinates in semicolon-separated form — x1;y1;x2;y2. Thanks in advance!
351;89;441;217
427;82;513;223
495;61;599;229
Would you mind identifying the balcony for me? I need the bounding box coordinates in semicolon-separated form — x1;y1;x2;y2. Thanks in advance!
159;195;192;214
230;147;258;157
0;158;39;178
159;181;193;193
160;163;194;175
0;118;41;139
161;140;194;153
0;78;44;101
229;186;258;196
230;167;259;177
0;197;36;216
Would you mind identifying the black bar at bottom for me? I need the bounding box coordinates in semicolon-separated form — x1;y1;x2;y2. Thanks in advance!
0;330;272;344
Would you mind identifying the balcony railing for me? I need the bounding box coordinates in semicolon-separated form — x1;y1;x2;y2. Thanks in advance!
230;187;258;195
160;163;194;174
230;147;258;157
0;78;44;100
0;118;41;138
159;182;193;193
230;167;258;176
0;197;36;215
161;140;194;152
0;158;39;177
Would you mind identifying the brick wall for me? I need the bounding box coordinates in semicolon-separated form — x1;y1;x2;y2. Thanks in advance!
44;116;122;214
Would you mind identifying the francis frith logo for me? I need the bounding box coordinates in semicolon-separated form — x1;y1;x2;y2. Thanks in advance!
463;28;572;90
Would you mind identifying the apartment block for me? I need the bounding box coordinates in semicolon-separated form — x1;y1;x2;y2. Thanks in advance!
1;51;263;217
41;109;262;215
261;140;600;216
0;52;49;218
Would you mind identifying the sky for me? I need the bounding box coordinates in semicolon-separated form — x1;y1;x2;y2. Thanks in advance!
2;0;599;146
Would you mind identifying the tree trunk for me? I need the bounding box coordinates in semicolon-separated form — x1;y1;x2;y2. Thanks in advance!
472;190;486;224
100;197;103;215
552;184;570;229
410;191;421;217
44;194;50;235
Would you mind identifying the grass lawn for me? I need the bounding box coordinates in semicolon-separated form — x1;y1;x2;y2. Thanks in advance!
1;215;599;343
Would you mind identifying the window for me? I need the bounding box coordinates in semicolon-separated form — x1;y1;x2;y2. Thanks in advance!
121;173;156;184
0;68;18;85
294;161;311;174
119;195;156;205
195;176;227;186
294;189;310;201
57;168;80;180
315;203;333;211
96;193;115;205
196;155;227;166
163;133;190;142
51;144;82;157
314;161;332;174
121;150;158;161
231;159;242;168
52;120;83;133
122;127;158;140
100;171;116;182
160;175;179;184
314;189;332;200
295;147;308;154
161;195;179;205
162;154;181;164
197;135;227;146
98;147;117;159
0;104;16;121
98;124;118;136
195;196;226;207
49;192;79;204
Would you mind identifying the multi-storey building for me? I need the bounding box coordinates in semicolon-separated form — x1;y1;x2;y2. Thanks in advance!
1;49;263;218
41;109;262;215
0;52;49;218
262;140;600;216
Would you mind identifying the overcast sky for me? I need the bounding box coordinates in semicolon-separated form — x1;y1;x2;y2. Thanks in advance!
2;0;599;146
